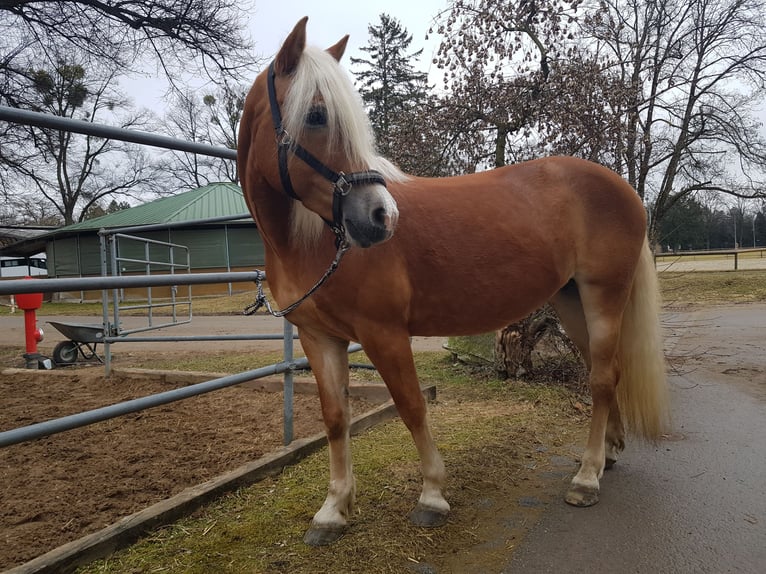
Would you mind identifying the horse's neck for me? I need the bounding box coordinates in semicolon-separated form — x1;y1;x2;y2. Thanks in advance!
249;185;335;281
248;183;294;257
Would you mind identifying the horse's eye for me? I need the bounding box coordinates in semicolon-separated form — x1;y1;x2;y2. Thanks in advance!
306;106;327;127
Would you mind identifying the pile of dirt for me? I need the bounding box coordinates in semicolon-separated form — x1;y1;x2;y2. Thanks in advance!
0;366;375;570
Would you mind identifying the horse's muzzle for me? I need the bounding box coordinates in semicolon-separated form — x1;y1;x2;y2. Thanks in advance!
342;187;398;248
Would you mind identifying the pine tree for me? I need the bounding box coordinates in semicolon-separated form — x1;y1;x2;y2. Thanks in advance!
351;14;428;159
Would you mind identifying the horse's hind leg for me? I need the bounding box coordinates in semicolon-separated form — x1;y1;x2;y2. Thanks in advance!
560;281;629;507
551;284;625;469
550;283;591;369
298;327;356;546
361;331;450;527
604;397;625;469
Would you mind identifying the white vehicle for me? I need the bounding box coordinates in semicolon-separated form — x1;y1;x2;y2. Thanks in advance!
0;255;47;278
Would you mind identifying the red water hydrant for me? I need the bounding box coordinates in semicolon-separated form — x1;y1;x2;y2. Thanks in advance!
15;277;51;369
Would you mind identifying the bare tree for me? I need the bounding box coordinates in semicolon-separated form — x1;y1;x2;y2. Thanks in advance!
6;55;162;225
584;0;766;239
0;0;252;99
537;51;631;165
0;0;255;205
158;80;245;188
432;0;580;170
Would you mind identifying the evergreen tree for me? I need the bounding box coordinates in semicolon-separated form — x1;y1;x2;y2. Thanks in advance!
755;210;766;247
657;197;710;250
351;14;428;161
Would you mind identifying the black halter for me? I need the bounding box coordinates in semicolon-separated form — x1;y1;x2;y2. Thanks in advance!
266;62;387;241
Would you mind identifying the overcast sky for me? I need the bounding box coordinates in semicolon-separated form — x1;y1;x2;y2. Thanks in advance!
124;0;448;111
123;0;765;138
249;0;446;64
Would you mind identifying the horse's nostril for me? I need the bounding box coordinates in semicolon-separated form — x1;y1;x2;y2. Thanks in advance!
372;207;387;227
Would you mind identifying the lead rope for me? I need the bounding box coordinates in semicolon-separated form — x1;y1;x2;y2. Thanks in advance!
244;237;351;318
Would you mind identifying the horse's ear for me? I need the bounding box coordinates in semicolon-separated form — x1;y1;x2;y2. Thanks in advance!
274;16;308;75
326;35;349;62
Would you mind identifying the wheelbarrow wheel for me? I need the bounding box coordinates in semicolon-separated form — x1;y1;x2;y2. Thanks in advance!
53;340;78;365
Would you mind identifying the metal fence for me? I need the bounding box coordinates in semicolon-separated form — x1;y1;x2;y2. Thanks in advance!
0;105;237;160
0;268;357;448
655;248;766;272
0;105;334;449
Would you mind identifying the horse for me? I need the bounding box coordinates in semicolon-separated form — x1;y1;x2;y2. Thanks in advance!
237;16;669;546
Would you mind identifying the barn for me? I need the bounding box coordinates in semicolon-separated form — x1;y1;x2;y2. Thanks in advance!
0;182;265;300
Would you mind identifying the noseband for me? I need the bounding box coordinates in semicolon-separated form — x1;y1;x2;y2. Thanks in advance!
267;62;387;242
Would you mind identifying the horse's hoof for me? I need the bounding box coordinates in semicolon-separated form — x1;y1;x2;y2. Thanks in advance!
564;484;600;507
604;457;617;470
409;504;449;528
303;523;346;546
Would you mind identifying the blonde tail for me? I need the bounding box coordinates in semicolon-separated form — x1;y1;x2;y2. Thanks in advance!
616;239;670;440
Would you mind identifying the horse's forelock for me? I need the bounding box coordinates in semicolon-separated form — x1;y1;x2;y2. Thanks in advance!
283;46;377;167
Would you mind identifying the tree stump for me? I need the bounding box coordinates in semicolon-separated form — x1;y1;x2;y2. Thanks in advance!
447;306;582;381
494;308;561;378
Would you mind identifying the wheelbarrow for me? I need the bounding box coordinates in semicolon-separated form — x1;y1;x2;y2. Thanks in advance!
47;321;106;365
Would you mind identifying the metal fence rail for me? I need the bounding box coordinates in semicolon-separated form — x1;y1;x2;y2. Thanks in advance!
655;247;766;272
1;271;368;447
0;105;237;160
0;271;323;446
0;360;296;448
0;271;264;295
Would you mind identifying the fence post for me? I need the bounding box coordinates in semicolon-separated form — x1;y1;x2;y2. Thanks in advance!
99;232;113;375
283;320;295;445
735;251;739;270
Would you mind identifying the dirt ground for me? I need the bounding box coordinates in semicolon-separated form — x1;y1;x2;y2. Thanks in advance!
0;362;376;571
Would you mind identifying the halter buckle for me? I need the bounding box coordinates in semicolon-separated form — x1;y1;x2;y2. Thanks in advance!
278;129;293;148
334;172;352;195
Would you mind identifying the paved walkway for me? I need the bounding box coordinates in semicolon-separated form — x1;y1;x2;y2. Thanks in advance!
0;313;447;355
503;304;766;573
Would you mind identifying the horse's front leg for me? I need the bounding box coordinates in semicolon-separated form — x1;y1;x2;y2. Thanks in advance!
298;327;356;546
361;331;450;527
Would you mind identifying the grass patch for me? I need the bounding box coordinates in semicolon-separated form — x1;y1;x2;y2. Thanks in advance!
77;353;585;574
658;270;766;305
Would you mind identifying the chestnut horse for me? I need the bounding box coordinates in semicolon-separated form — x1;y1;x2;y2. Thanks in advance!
238;17;668;546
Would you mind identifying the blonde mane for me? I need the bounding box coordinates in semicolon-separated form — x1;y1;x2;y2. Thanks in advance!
283;46;407;246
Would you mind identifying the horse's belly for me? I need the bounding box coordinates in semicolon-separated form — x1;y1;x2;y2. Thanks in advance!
406;267;564;336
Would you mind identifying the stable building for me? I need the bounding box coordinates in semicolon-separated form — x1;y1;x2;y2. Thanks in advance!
0;182;265;300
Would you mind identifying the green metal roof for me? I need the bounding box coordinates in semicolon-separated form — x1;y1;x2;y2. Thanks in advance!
60;182;249;231
0;182;253;256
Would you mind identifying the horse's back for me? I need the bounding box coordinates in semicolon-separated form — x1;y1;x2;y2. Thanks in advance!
395;156;644;238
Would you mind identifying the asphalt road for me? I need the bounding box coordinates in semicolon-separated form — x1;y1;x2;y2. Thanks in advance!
505;304;766;574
